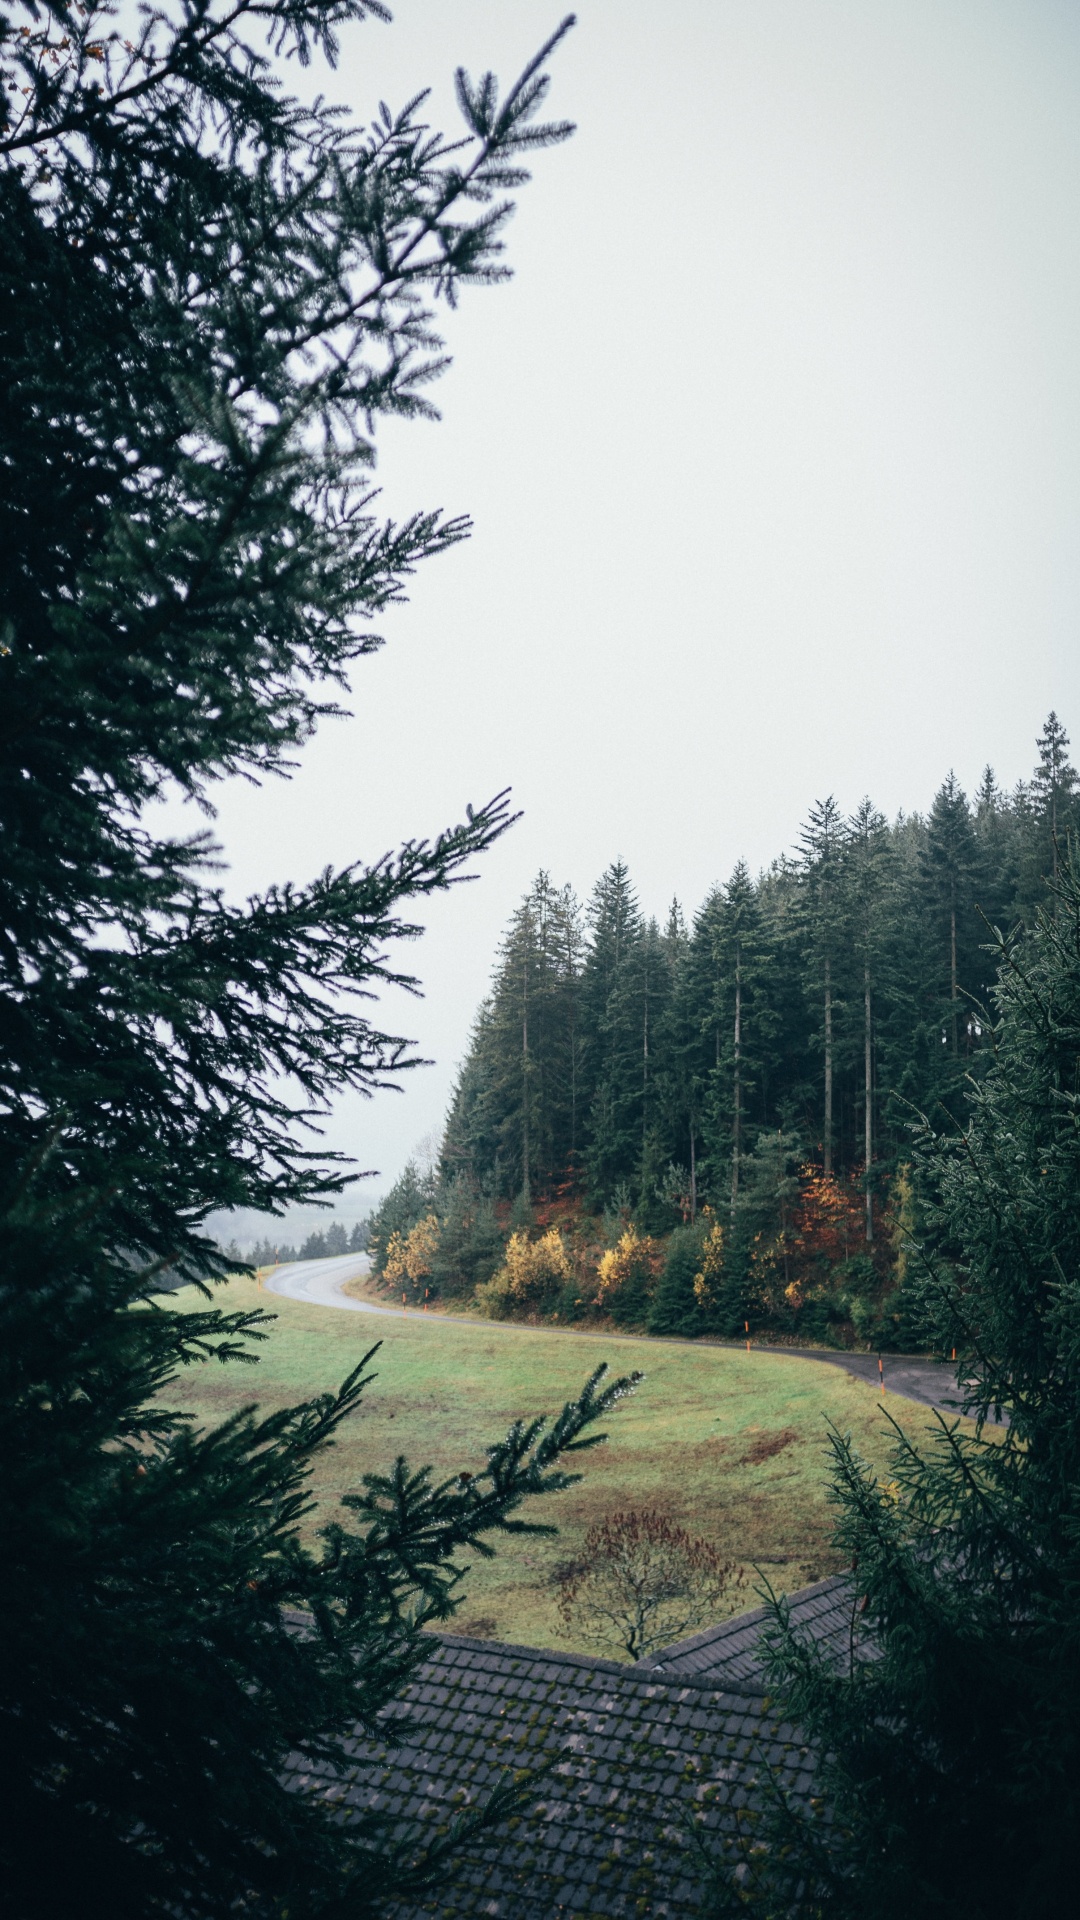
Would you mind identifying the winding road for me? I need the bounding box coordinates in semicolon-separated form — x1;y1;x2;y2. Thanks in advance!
264;1254;972;1419
265;1252;390;1314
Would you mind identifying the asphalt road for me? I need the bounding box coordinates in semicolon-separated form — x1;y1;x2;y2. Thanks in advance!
264;1251;391;1313
774;1347;975;1418
263;1255;972;1418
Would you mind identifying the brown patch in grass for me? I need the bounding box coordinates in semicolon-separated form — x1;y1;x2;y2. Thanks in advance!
741;1426;800;1466
452;1615;498;1640
690;1434;735;1465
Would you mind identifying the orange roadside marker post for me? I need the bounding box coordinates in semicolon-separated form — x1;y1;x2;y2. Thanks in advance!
402;1291;407;1314
878;1354;885;1394
745;1319;751;1354
424;1288;429;1313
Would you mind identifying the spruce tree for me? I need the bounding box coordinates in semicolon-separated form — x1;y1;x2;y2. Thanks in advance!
440;874;583;1202
655;898;707;1220
724;866;1080;1918
917;773;982;1111
797;798;848;1175
0;8;645;1914
579;861;647;1204
1032;710;1080;891
843;801;892;1243
631;914;674;1213
973;764;1020;934
368;1160;437;1277
647;1222;708;1338
697;862;772;1215
429;1172;502;1299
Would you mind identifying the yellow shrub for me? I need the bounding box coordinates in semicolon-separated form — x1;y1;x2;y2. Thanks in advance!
592;1227;661;1325
594;1240;623;1307
595;1228;648;1303
475;1229;572;1319
692;1218;725;1310
383;1213;440;1297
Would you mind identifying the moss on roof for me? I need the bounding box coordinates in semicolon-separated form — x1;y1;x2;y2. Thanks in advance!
285;1609;831;1917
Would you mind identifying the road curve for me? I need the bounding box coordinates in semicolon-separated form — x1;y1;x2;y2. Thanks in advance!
262;1255;972;1418
264;1252;395;1312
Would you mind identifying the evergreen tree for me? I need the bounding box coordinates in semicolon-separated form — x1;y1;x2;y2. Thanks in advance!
917;773;982;1114
843;801;892;1242
0;7;625;1912
647;1222;708;1338
655;899;706;1220
797;798;848;1174
973;763;1020;934
580;862;647;1204
368;1160;436;1277
440;874;582;1202
697;863;772;1214
631;915;674;1212
606;1233;660;1328
440;999;501;1190
485;889;546;1204
729;864;1080;1919
429;1172;503;1299
1032;710;1079;891
720;1128;803;1336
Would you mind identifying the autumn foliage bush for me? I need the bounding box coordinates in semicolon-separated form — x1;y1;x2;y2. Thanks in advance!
475;1229;574;1318
381;1214;440;1303
593;1228;662;1326
371;1151;921;1345
555;1509;742;1661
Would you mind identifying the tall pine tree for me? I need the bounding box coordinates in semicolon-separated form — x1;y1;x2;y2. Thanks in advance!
729;862;1080;1919
1032;710;1079;892
797;797;848;1174
918;772;982;1109
579;861;647;1204
441;874;583;1201
0;8;642;1914
843;801;892;1243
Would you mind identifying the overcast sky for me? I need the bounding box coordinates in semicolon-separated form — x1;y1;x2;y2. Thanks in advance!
203;0;1080;1230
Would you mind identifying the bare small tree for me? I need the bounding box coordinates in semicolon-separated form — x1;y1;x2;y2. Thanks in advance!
555;1509;741;1661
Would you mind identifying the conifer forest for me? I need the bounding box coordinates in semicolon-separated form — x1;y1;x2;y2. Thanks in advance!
369;714;1080;1349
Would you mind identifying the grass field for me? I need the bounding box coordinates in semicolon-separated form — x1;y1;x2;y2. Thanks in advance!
167;1273;944;1654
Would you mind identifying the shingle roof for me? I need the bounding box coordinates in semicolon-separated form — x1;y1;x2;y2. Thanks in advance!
632;1574;857;1687
285;1617;826;1917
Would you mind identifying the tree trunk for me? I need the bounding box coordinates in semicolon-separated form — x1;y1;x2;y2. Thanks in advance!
567;923;578;1161
781;1168;791;1290
823;954;833;1176
689;1128;697;1222
642;975;649;1159
522;970;530;1206
864;959;873;1244
950;885;958;1056
731;951;742;1217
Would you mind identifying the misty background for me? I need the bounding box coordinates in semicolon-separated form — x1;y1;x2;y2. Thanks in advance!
191;0;1080;1239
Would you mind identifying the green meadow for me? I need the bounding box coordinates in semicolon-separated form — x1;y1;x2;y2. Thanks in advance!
167;1273;943;1652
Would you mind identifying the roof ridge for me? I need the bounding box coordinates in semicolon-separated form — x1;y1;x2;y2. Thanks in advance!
632;1572;854;1671
426;1631;768;1699
432;1630;634;1676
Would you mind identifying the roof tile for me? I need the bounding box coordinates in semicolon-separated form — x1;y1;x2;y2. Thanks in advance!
284;1579;853;1916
